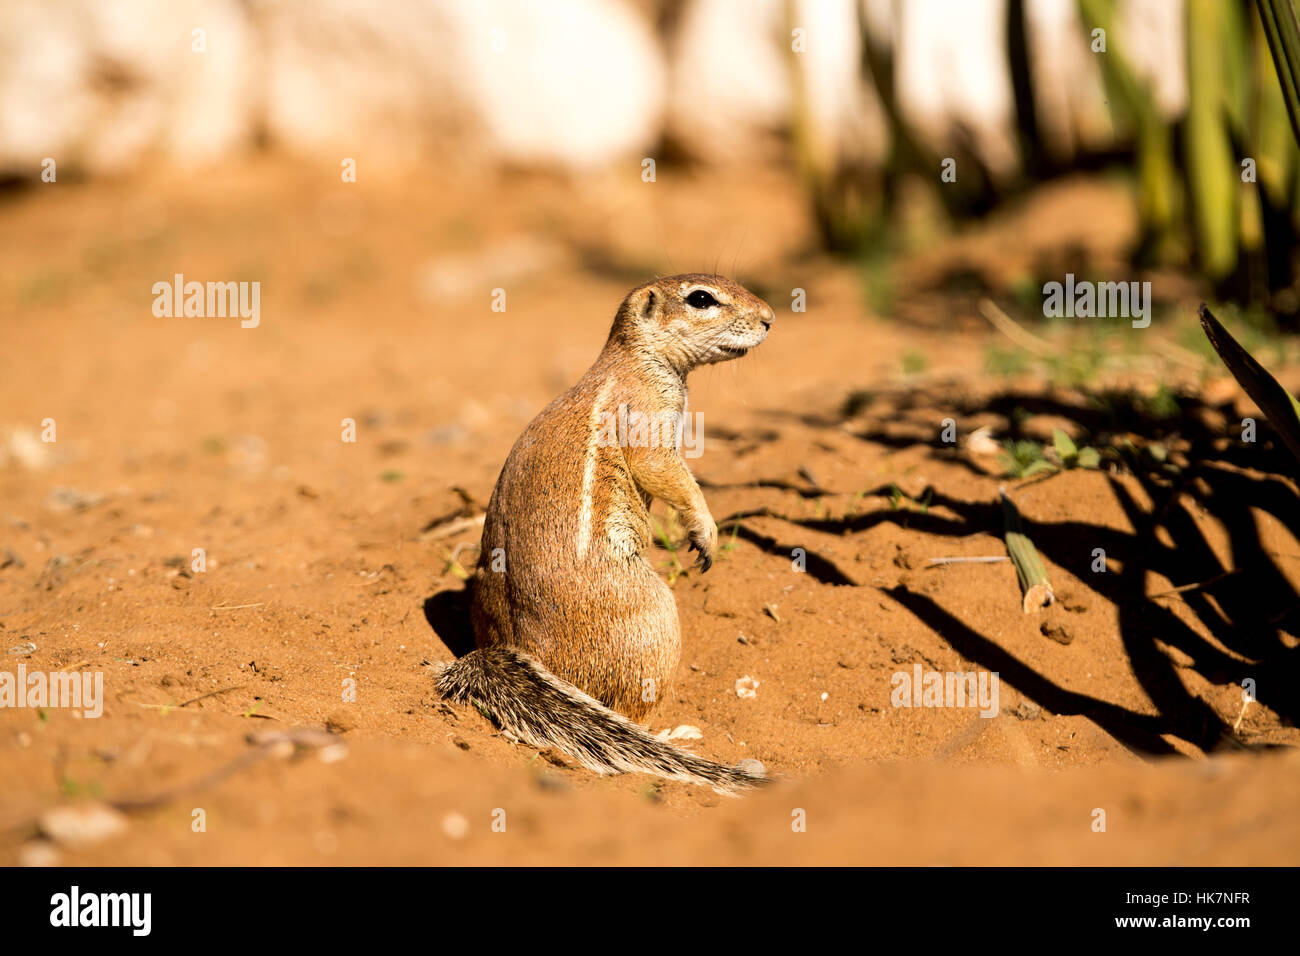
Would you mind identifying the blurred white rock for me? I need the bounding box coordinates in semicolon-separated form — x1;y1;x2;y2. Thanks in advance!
0;0;1187;179
666;0;885;167
434;0;665;169
665;0;1185;178
0;0;664;175
666;0;789;163
0;0;255;174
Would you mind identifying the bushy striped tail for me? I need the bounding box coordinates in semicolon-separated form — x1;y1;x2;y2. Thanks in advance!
436;645;766;794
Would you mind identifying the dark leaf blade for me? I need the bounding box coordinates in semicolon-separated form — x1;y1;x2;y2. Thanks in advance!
1256;0;1300;149
1199;302;1300;467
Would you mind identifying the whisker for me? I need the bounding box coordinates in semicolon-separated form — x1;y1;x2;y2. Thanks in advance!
731;228;750;279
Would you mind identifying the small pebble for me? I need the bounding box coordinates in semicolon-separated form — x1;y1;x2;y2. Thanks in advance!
1039;622;1073;645
662;725;703;741
18;841;61;867
535;772;569;792
1013;700;1043;721
442;812;469;840
318;743;349;764
324;710;355;734
38;802;128;847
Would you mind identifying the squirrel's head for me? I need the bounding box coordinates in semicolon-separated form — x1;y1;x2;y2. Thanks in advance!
609;274;774;374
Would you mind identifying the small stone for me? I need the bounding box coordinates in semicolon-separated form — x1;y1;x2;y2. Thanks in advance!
318;743;349;764
1013;700;1042;721
737;758;766;778
1039;622;1073;645
734;676;759;699
18;841;60;867
38;802;129;847
662;725;703;741
535;772;569;792
324;710;355;734
441;812;469;840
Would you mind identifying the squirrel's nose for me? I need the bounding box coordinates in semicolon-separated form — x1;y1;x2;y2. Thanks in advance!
759;305;774;328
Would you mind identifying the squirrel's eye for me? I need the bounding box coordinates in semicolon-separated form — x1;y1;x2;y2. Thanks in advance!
686;289;719;309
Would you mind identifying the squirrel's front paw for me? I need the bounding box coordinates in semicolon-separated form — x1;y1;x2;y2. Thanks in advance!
688;521;718;573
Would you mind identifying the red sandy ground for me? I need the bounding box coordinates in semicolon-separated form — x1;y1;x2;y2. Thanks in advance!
1;160;1297;864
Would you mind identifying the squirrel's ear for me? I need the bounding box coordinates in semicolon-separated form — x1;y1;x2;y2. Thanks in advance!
640;288;659;320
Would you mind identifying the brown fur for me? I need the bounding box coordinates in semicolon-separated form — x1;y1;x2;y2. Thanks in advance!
440;274;773;790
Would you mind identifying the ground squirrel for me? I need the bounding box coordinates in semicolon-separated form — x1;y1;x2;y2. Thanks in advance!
437;274;774;792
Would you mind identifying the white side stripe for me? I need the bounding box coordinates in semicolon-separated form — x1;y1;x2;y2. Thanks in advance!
577;376;615;558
